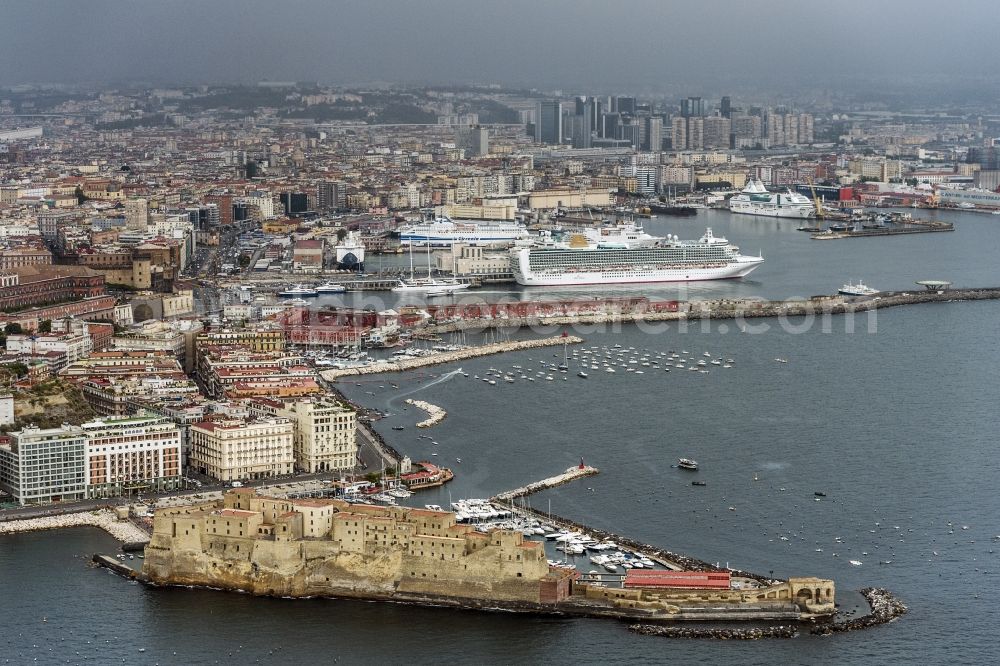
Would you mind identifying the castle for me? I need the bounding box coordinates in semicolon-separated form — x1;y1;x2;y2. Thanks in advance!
143;488;572;604
143;489;835;619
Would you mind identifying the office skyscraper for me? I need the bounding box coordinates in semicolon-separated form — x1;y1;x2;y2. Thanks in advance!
720;96;732;119
681;96;706;118
535;100;563;144
614;96;637;115
642;116;663;152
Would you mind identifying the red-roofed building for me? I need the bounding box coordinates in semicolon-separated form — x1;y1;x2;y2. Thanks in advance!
623;569;731;590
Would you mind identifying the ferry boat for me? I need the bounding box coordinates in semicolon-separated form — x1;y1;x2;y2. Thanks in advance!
838;280;879;297
728;179;815;219
398;215;530;247
315;281;347;294
278;284;318;297
511;228;763;286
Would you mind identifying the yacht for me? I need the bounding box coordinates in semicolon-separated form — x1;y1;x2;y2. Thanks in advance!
315;281;347;293
391;278;469;294
677;458;699;470
278;284;318;297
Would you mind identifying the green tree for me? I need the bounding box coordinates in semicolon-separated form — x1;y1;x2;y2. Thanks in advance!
38;320;52;334
4;362;27;378
3;323;23;335
336;228;348;242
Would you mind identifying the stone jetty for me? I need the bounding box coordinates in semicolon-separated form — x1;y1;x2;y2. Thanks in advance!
493;464;599;502
405;399;446;428
629;624;799;640
0;510;150;543
419;287;1000;335
809;587;908;634
320;335;583;379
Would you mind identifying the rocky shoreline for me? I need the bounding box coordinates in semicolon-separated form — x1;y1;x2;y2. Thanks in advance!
809;587;908;635
0;509;150;543
629;624;799;639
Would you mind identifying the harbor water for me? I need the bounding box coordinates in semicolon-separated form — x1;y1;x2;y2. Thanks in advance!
3;210;999;664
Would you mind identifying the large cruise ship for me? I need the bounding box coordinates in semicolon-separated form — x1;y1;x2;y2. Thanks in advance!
729;179;814;218
398;216;530;246
511;228;763;286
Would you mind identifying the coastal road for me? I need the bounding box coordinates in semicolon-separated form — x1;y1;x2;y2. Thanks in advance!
355;422;400;471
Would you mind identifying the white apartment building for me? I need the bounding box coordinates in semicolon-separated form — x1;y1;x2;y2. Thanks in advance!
0;425;87;505
189;417;294;482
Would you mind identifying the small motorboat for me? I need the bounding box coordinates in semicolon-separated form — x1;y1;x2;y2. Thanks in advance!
677;458;699;470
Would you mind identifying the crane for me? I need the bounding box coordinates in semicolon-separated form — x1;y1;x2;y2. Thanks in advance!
806;176;825;231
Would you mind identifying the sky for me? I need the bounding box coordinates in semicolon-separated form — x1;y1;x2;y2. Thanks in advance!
1;0;996;92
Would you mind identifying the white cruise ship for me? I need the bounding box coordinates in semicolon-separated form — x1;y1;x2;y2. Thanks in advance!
511;228;763;286
398;216;529;247
729;179;814;218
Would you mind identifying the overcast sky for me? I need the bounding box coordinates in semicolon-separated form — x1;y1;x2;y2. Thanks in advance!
1;0;996;91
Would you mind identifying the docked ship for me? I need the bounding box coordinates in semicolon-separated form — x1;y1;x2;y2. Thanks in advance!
558;221;660;248
315;281;347;294
511;228;763;286
335;231;365;271
391;278;470;294
838;280;879;296
398;216;530;247
729;179;814;218
278;284;318;297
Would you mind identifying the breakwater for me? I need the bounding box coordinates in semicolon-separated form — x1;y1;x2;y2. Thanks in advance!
405;399;446;428
809;588;908;635
420;287;1000;334
0;510;151;543
629;624;798;639
493;465;599;502
321;335;584;379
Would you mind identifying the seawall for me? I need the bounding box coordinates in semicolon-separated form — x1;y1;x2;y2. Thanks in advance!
321;335;583;379
418;288;1000;334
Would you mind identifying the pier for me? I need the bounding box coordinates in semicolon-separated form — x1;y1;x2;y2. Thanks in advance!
493;464;599;502
320;334;584;379
812;219;953;240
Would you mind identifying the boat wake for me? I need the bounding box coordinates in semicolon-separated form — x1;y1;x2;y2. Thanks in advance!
394;368;463;400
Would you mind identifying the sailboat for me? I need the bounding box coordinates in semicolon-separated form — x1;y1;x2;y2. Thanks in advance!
391;241;470;294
